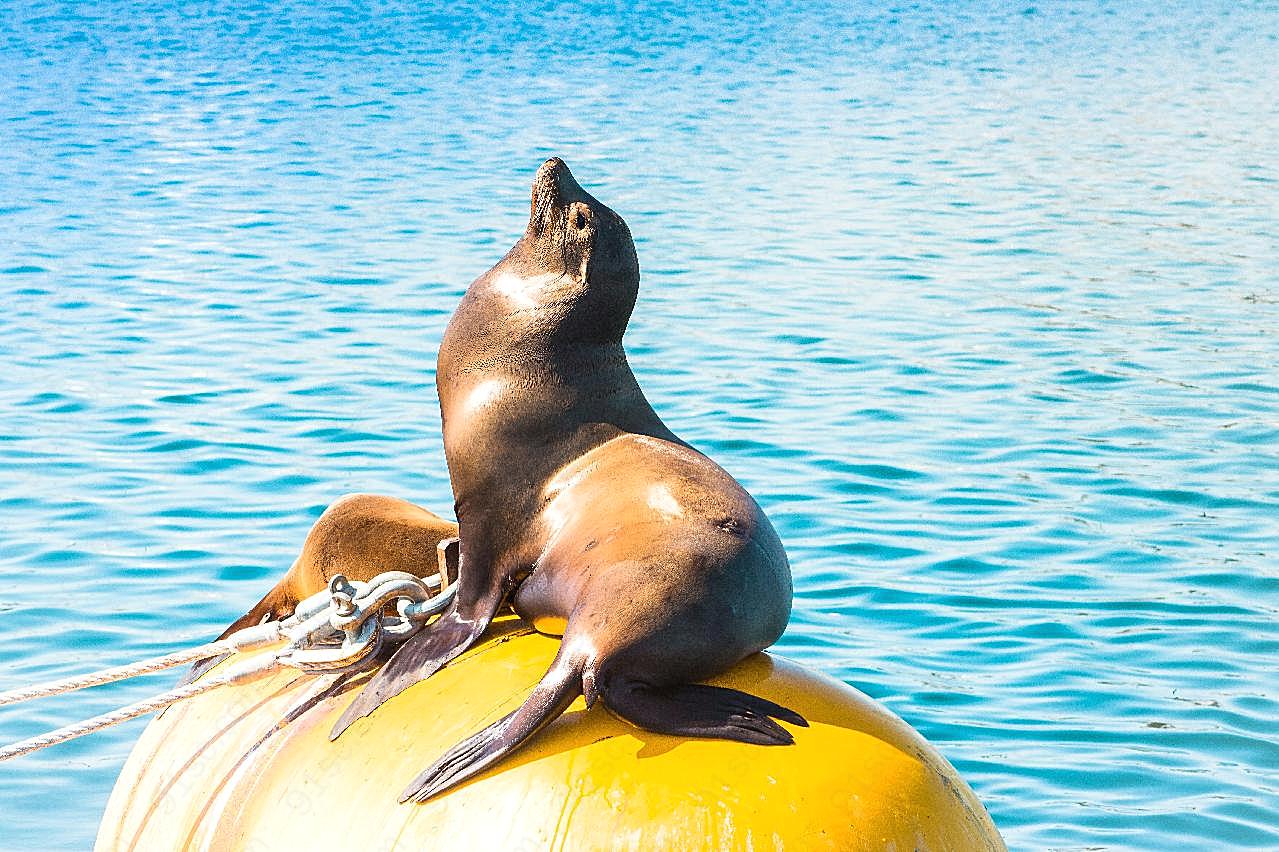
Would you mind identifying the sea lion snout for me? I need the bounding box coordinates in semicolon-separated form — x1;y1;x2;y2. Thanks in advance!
533;156;573;195
521;159;639;325
529;157;590;225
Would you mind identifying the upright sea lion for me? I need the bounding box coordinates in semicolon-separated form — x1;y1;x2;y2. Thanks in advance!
332;158;804;802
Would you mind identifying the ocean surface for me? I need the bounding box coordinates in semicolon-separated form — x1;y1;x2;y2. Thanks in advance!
2;1;1277;848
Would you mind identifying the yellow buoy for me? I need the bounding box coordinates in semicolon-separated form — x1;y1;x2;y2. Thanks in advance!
96;618;1004;851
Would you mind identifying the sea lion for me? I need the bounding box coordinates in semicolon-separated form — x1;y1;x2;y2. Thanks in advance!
184;494;459;685
331;158;804;802
178;493;459;723
216;493;460;639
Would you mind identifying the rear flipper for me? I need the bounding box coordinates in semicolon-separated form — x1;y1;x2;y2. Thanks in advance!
330;593;500;740
603;680;808;745
400;652;585;803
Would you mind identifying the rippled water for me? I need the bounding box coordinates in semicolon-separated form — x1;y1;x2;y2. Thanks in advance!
2;1;1277;848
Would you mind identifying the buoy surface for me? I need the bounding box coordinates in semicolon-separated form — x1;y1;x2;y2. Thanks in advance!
96;618;1004;851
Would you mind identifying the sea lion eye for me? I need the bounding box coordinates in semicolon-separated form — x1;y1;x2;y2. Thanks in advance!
569;203;590;232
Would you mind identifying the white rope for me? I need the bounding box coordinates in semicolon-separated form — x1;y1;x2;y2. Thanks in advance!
0;622;282;708
0;565;457;763
0;652;284;762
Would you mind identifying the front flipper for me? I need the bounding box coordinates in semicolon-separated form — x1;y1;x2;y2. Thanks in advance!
400;651;586;803
603;680;808;745
330;599;495;740
178;651;232;687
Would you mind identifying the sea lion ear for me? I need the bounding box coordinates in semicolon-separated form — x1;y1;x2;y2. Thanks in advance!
566;201;594;281
568;202;593;237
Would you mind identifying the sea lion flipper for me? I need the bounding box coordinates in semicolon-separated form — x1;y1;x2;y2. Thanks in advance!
179;585;292;686
330;604;490;741
603;681;808;745
400;653;586;803
176;651;233;687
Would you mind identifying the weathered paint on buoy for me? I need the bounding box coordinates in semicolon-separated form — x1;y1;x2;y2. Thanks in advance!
96;618;1004;851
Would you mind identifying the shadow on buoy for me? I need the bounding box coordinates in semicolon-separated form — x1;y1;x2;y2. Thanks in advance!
97;617;1005;851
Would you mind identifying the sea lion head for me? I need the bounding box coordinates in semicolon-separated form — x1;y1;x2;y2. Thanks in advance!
512;157;640;344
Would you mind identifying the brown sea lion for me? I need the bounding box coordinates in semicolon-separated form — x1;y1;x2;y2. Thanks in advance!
184;493;459;687
331;158;804;802
216;493;459;639
185;491;455;675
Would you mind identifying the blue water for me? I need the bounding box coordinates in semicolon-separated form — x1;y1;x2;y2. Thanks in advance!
2;1;1277;848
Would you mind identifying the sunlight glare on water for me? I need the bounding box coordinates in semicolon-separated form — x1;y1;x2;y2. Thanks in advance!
1;1;1277;848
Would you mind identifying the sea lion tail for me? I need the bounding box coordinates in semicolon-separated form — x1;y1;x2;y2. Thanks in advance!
399;650;588;803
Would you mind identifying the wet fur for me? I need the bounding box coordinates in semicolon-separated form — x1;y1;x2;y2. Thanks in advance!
186;494;458;684
332;159;804;801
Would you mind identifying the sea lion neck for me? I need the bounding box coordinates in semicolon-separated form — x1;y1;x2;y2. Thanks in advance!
437;157;671;445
